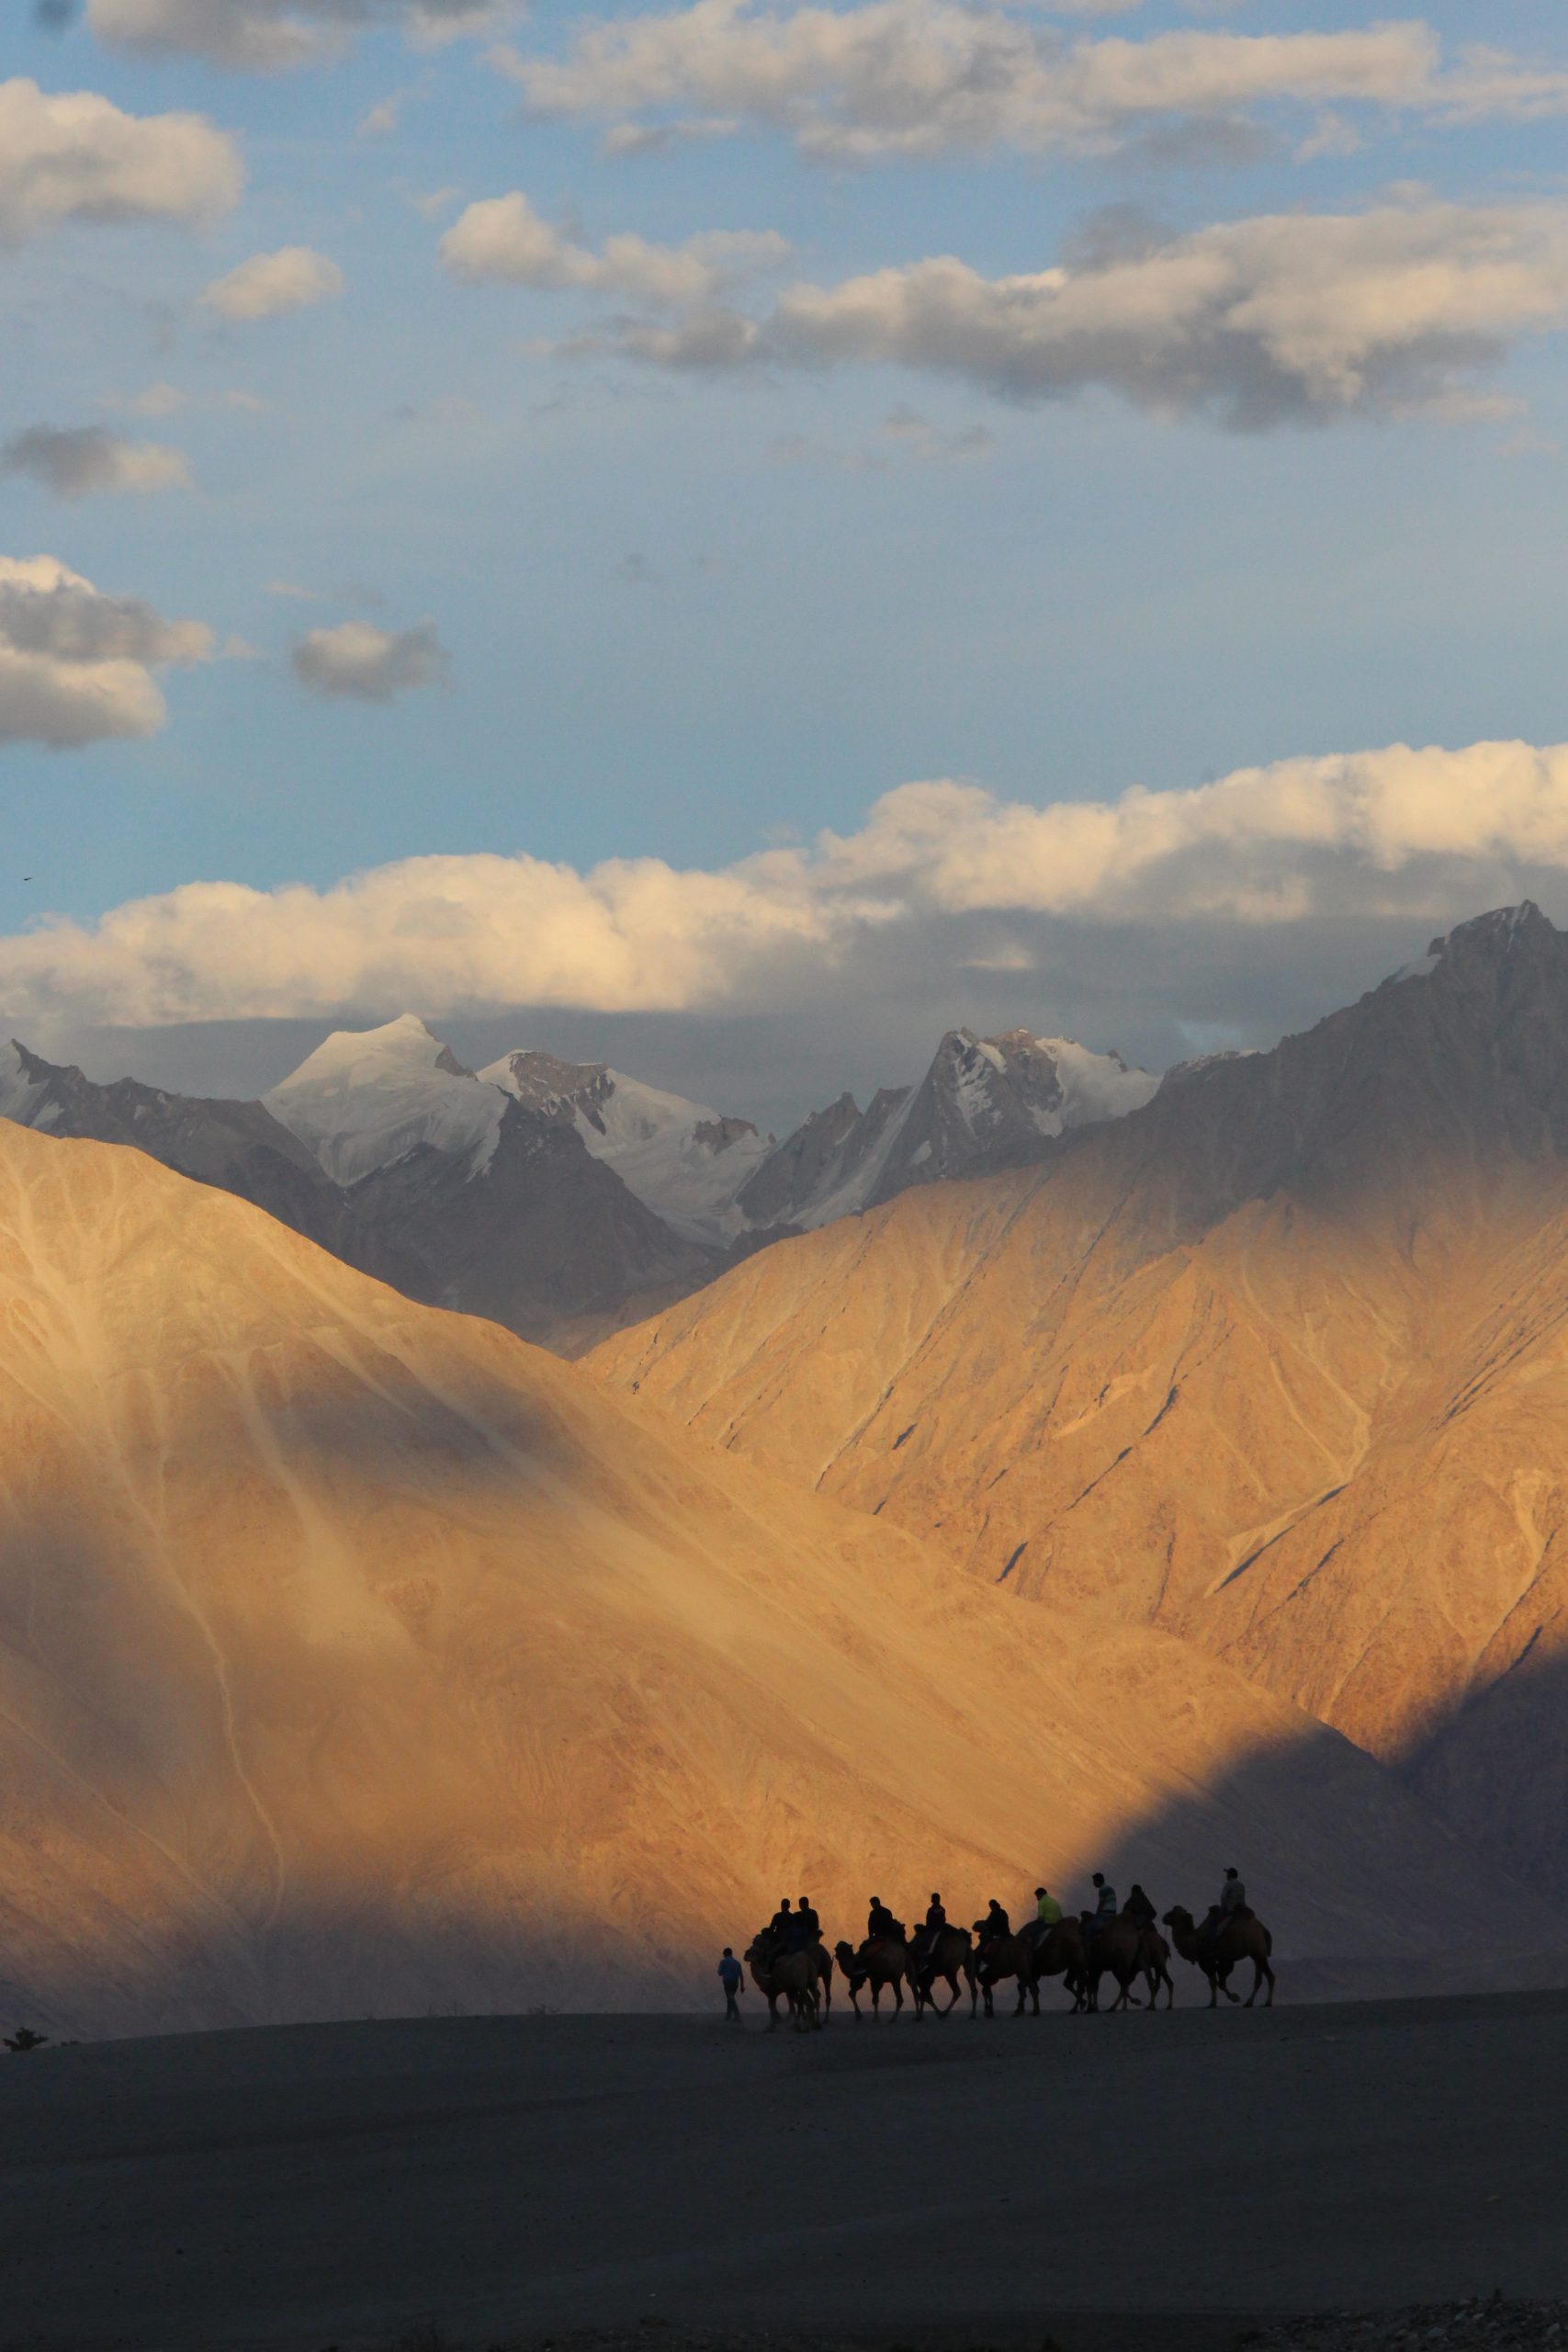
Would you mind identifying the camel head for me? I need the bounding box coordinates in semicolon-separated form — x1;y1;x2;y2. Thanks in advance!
1162;1906;1194;1929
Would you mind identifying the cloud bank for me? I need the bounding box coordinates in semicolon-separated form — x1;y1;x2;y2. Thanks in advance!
1;425;192;500
0;77;242;243
492;4;1568;164
9;738;1568;1025
0;555;210;747
291;618;449;699
453;195;1568;428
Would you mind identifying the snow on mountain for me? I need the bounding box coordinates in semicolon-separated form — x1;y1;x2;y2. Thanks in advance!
482;1049;772;1248
265;1014;507;1188
739;1027;1158;1230
1043;1035;1163;1127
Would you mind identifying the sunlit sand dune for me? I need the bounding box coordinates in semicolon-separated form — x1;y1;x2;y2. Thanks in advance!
0;1118;1557;2037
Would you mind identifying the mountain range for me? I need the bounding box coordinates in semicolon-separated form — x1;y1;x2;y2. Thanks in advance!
0;1014;1154;1347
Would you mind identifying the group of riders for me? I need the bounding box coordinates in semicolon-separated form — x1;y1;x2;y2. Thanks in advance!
735;1866;1275;2030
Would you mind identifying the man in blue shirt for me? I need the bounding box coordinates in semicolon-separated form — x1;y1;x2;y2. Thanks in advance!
717;1948;744;2021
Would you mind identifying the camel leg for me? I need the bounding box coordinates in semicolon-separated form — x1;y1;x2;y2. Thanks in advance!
892;1977;903;2019
1206;1972;1219;2008
768;1992;783;2030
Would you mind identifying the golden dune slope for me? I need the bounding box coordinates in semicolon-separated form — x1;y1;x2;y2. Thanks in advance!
0;1119;1547;2035
590;1131;1568;1894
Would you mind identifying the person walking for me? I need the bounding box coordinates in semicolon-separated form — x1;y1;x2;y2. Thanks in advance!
717;1948;744;2020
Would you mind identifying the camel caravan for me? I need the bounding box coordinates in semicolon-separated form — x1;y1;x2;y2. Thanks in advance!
739;1871;1275;2033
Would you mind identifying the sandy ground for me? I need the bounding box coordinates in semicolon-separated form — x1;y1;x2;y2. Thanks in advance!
1;1990;1565;2352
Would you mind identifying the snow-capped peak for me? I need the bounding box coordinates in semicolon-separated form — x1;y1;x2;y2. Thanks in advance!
265;1015;504;1187
481;1048;771;1247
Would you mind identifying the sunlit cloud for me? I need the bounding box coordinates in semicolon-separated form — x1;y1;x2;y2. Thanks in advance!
0;554;210;747
0;76;241;243
10;737;1568;1021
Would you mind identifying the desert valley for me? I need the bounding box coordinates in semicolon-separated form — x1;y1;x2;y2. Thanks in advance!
5;901;1568;2041
11;3;1568;2334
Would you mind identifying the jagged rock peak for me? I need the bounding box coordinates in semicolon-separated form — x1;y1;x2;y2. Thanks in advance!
1423;900;1557;965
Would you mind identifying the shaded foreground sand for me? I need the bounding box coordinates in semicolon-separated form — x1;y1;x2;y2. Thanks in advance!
2;1993;1565;2351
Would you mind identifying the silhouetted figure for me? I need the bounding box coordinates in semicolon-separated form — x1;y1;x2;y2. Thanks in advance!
1219;1866;1247;1916
717;1947;743;2020
867;1896;899;1941
983;1898;1011;1941
1124;1883;1156;1928
1035;1884;1064;1927
1087;1872;1117;1936
924;1892;947;1933
770;1897;795;1939
795;1894;821;1944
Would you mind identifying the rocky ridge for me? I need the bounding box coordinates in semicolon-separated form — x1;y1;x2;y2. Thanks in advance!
0;1016;1156;1344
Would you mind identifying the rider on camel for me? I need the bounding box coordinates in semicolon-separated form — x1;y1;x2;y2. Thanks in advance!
981;1898;1011;1944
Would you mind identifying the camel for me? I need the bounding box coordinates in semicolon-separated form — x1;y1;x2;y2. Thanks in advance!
834;1936;908;2019
1080;1915;1158;2012
908;1924;977;2018
744;1930;825;2031
975;1919;1086;2017
1162;1905;1275;2007
1030;1916;1090;2012
975;1928;1039;2017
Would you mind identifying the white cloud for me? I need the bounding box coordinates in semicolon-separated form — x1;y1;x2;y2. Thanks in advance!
537;198;1568;429
87;0;517;70
13;736;1568;1022
0;77;242;244
291;618;448;700
490;4;1568;164
201;245;344;321
440;192;788;311
0;554;210;749
1;425;192;500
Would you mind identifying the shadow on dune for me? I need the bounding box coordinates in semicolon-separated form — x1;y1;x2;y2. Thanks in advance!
1401;1639;1568;1911
1086;1701;1568;2006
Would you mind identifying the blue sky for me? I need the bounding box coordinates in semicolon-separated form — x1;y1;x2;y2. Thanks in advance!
6;0;1568;1116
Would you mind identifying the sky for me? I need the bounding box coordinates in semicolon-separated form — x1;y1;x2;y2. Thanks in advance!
6;0;1568;1126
